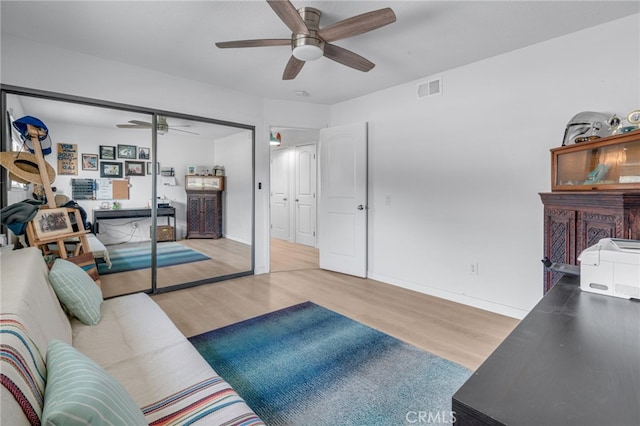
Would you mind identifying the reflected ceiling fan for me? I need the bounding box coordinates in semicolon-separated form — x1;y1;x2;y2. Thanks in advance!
116;116;199;135
216;0;396;80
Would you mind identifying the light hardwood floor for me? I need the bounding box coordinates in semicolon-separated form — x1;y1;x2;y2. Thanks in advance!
152;238;520;370
100;238;252;298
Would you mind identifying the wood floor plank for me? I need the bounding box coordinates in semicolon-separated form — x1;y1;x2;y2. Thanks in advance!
152;239;519;370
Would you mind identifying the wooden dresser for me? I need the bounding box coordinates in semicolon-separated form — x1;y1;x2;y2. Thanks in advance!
539;191;640;292
185;175;224;239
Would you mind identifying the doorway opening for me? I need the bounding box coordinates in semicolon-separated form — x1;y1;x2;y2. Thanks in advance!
269;126;319;272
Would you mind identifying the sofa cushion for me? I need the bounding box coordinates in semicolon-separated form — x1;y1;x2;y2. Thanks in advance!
42;340;146;426
49;258;103;326
72;293;264;425
72;293;185;368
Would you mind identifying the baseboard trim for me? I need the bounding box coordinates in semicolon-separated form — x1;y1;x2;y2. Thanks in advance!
367;272;528;319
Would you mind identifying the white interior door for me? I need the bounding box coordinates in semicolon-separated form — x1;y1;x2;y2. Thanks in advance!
319;122;367;277
270;148;289;240
295;144;317;247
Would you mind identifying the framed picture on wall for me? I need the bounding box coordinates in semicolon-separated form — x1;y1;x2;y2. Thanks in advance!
187;165;196;175
100;161;122;178
138;147;150;160
146;161;159;175
82;153;98;171
99;145;116;160
117;144;137;159
125;160;145;176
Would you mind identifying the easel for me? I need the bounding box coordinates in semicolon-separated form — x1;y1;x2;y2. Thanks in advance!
23;124;90;259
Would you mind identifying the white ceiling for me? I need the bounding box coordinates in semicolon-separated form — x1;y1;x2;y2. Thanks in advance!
1;1;638;106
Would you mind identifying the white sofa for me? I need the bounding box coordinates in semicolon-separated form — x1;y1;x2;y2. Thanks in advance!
0;247;263;425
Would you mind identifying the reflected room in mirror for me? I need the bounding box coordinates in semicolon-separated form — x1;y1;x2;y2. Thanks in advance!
3;90;254;298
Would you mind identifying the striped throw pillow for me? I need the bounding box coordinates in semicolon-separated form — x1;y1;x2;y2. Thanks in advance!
49;259;102;326
0;316;46;424
42;340;146;426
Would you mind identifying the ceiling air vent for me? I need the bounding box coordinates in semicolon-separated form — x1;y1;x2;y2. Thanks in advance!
417;77;442;99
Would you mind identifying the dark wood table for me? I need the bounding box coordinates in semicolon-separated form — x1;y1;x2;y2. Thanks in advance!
92;207;176;240
452;275;640;425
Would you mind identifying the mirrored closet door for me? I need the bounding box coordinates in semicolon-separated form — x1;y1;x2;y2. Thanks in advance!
154;114;254;291
2;87;254;298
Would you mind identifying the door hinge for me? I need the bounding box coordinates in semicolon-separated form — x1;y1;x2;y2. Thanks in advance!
313;231;316;236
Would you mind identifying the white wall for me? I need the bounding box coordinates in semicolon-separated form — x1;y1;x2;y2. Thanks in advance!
215;130;253;245
330;14;640;318
5;96;29;207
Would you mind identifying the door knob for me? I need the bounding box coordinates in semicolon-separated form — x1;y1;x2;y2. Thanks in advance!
357;205;365;210
283;198;287;201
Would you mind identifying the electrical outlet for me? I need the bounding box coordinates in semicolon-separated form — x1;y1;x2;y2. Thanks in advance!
470;262;479;275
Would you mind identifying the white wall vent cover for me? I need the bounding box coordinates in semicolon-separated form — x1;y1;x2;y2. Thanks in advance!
417;77;442;99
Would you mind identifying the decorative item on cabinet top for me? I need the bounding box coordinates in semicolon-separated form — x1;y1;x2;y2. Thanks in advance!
562;111;616;146
551;129;640;191
561;110;640;146
185;175;224;191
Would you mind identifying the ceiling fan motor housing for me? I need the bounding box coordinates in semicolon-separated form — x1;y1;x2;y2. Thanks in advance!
292;7;324;60
157;116;169;134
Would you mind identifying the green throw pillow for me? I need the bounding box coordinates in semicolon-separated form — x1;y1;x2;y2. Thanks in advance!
49;258;103;325
42;340;146;426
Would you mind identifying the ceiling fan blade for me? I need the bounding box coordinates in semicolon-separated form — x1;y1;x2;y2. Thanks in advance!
282;55;305;80
216;39;291;48
324;43;374;72
267;0;309;35
128;120;152;126
116;124;146;129
318;7;396;42
170;128;200;135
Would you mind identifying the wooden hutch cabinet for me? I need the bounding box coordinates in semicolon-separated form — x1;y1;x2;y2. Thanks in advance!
185;175;224;239
539;192;640;292
540;130;640;293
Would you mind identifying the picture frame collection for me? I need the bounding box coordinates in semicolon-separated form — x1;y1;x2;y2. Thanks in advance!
92;144;156;177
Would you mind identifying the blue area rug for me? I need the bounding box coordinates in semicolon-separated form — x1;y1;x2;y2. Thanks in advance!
189;302;471;425
98;242;210;275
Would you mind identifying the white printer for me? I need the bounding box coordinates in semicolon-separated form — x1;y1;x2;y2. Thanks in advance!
578;238;640;299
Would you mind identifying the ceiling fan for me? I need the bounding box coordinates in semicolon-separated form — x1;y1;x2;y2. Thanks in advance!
215;0;396;80
116;116;199;135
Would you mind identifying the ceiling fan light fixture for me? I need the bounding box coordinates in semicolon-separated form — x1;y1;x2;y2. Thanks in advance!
157;122;169;135
292;32;324;61
293;44;323;61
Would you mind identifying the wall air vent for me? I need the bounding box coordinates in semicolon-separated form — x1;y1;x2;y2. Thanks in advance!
417;77;442;99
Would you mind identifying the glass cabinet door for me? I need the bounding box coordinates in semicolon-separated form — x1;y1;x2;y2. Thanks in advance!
552;131;640;190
